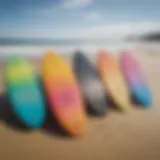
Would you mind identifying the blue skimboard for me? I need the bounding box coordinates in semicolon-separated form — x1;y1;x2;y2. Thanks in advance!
5;57;46;128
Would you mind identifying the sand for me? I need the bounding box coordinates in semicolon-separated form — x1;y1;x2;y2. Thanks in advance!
0;52;159;160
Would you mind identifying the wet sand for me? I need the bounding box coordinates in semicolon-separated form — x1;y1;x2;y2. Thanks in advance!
0;52;159;160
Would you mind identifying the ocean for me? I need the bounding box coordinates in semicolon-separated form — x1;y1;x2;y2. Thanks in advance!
0;38;159;58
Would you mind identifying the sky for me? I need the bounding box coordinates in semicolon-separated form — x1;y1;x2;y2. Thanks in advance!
0;0;160;39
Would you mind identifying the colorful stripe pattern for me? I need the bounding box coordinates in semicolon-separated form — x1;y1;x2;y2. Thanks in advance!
6;58;46;128
42;52;86;137
120;51;152;107
97;50;130;110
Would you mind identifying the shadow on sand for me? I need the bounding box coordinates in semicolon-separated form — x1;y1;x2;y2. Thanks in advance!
0;92;70;138
107;95;126;113
131;94;142;108
38;77;71;138
42;101;70;138
0;73;132;138
0;93;31;131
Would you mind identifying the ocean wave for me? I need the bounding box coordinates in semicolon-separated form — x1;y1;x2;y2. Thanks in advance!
0;42;141;57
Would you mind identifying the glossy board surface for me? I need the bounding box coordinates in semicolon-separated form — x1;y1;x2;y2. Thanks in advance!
120;51;152;107
97;50;130;110
42;51;86;137
6;58;46;128
73;51;107;115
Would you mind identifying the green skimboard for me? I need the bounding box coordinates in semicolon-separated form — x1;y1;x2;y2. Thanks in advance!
5;57;46;128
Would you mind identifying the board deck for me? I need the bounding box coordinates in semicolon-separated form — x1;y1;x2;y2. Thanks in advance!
120;51;152;107
6;57;46;128
42;51;86;137
73;51;107;115
97;50;130;110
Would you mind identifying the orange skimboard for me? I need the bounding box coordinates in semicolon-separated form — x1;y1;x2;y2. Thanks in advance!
97;50;130;110
42;51;86;137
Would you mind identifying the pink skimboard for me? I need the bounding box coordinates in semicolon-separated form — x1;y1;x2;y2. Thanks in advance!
42;51;86;137
120;51;152;107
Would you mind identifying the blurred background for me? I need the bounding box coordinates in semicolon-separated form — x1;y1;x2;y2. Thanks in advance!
0;0;160;57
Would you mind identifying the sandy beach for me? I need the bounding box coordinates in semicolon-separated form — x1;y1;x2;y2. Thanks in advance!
0;50;159;160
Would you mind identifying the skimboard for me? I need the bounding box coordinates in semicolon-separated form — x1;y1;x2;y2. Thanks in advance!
6;57;46;128
42;51;86;137
120;51;152;107
97;50;130;110
73;51;107;115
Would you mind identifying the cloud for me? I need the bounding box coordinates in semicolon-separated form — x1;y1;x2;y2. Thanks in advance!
62;0;93;9
86;12;103;21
